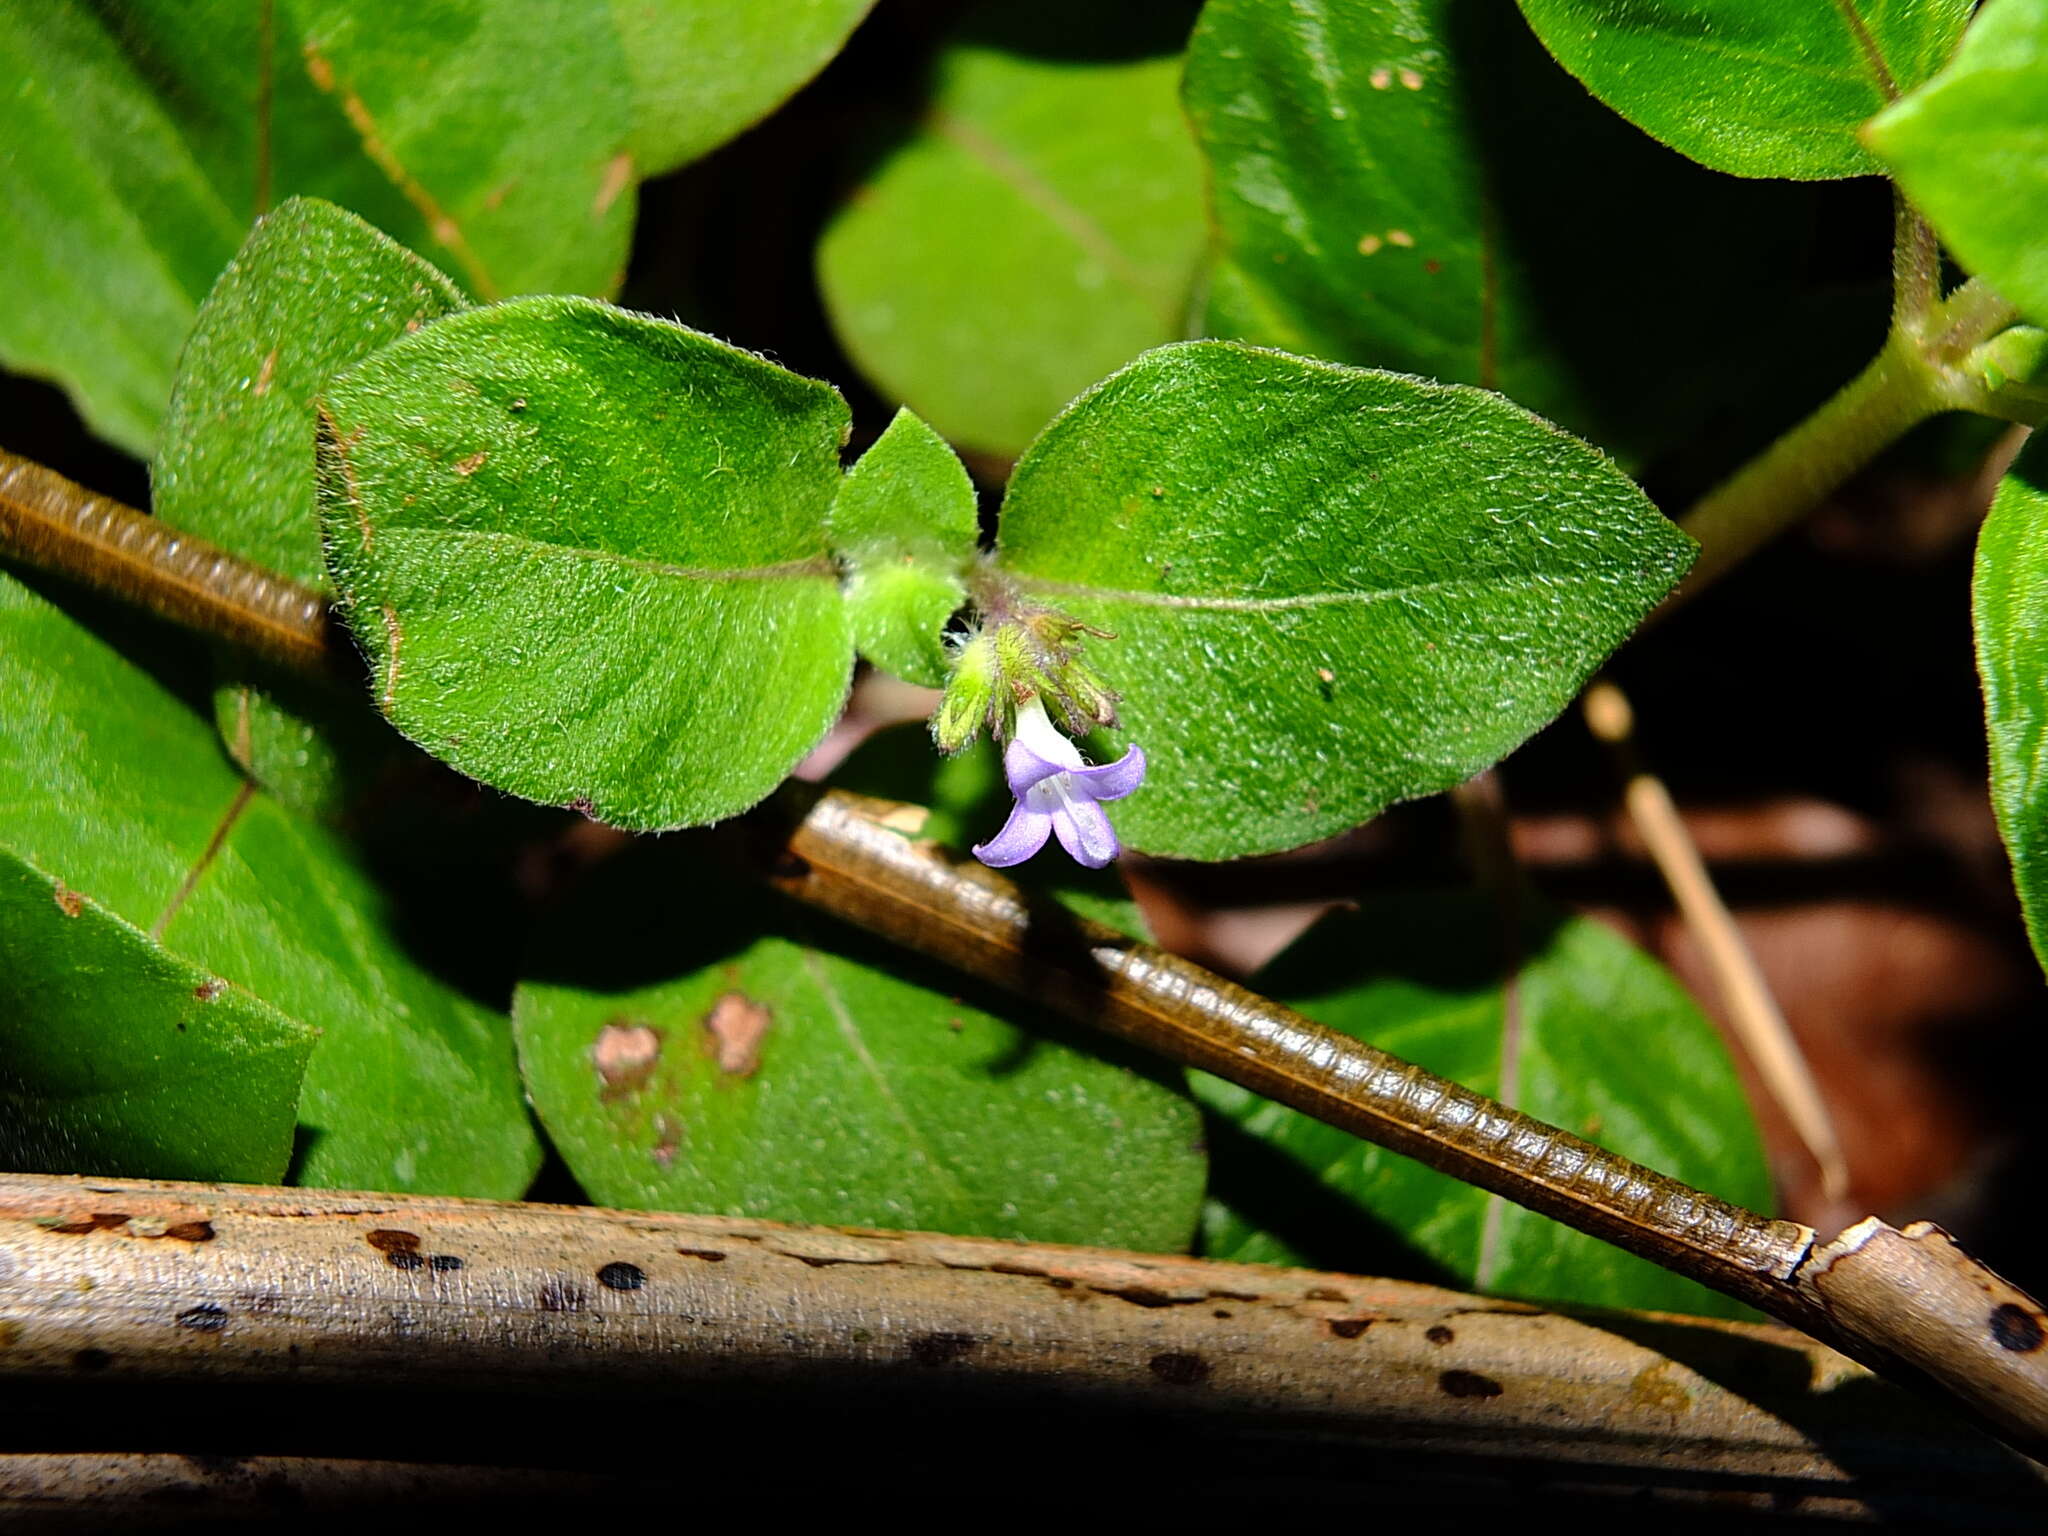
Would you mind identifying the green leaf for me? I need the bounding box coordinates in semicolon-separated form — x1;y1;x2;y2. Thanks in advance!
991;342;1696;861
611;0;875;176
1198;892;1771;1318
0;0;638;457
1516;0;1974;179
154;198;466;816
828;408;979;687
827;722;1152;940
1976;435;2048;978
1868;0;2048;328
0;846;316;1184
1185;0;1813;459
158;198;466;588
0;570;540;1195
816;0;1208;458
513;838;1205;1250
319;296;855;831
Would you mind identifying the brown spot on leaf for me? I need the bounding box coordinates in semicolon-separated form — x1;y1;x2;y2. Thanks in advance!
1148;1352;1211;1386
704;992;772;1076
53;885;85;918
1440;1369;1503;1399
253;347;278;397
651;1112;682;1166
453;451;488;476
193;980;224;1003
593;1020;662;1100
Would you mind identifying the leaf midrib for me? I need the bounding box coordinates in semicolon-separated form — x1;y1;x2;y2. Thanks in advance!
1013;569;1600;614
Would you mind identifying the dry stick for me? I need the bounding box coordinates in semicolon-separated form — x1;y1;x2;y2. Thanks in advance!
2;1174;2043;1518
5;458;2048;1460
1582;681;1853;1206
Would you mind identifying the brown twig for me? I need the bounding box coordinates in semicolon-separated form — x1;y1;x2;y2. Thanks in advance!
2;1175;2043;1519
5;456;2048;1461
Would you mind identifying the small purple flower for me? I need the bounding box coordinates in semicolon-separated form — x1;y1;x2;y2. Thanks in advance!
973;697;1146;870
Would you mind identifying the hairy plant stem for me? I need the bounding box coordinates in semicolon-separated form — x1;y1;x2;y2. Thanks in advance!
5;455;2048;1457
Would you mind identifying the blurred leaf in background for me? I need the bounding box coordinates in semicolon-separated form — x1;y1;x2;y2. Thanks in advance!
817;0;1208;459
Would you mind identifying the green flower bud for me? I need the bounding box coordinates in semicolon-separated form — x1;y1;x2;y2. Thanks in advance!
932;632;998;755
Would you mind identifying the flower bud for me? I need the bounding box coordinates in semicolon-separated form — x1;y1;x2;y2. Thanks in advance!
932;632;997;755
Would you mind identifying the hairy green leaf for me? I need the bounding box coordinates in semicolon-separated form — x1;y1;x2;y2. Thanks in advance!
1868;0;2048;327
158;198;466;587
514;838;1204;1249
154;198;464;817
0;847;316;1184
1976;435;2048;978
317;299;856;831
320;296;855;831
1200;892;1771;1318
612;0;874;175
0;0;637;457
1516;0;1974;179
992;342;1695;860
1186;0;1810;459
0;571;539;1195
829;408;979;687
817;0;1207;458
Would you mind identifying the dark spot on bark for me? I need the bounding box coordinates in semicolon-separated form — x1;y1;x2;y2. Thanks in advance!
1046;1277;1075;1290
1328;1318;1371;1339
1426;1324;1455;1345
176;1304;228;1333
49;1212;132;1235
427;1254;464;1273
193;980;224;1002
1148;1352;1211;1386
386;1251;425;1272
1304;1288;1346;1303
597;1261;645;1291
365;1229;421;1254
1440;1369;1503;1399
1213;1310;1233;1320
163;1221;215;1243
792;1253;855;1268
988;1262;1049;1279
1990;1303;2045;1353
73;1348;113;1371
907;1331;977;1366
1212;1290;1261;1302
771;849;812;882
1093;1285;1198;1308
676;1247;726;1263
538;1279;588;1313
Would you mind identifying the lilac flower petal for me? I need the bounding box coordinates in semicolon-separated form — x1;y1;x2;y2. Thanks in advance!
973;801;1054;867
1003;738;1070;796
1051;799;1120;869
1067;744;1145;802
